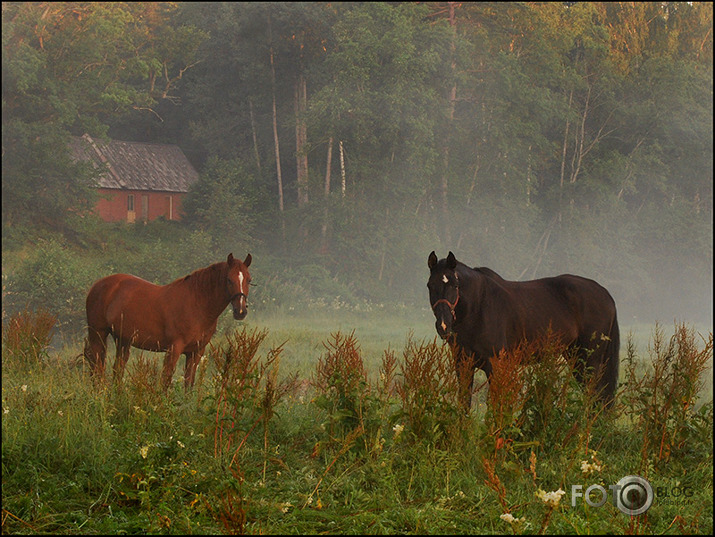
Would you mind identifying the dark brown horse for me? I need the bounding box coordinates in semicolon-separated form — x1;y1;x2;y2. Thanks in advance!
84;253;252;390
427;251;619;409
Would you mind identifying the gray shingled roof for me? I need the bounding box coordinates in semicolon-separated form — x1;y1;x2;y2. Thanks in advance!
69;134;199;192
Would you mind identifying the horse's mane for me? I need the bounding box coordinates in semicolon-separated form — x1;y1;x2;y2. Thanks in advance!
473;266;504;281
177;261;227;293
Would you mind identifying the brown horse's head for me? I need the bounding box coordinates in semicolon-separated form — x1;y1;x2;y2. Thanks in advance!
427;251;460;339
226;253;252;320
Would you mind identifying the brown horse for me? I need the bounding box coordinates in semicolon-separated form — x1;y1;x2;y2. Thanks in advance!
84;253;252;390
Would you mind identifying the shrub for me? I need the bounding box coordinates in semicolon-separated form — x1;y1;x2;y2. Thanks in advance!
621;323;713;469
209;327;296;474
1;307;57;367
395;336;463;445
312;331;370;442
481;332;606;461
5;239;96;336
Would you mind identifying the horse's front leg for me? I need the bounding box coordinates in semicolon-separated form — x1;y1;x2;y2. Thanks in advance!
183;346;206;390
161;343;185;392
452;345;477;411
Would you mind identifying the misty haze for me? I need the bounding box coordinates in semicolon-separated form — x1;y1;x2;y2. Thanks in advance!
2;3;712;534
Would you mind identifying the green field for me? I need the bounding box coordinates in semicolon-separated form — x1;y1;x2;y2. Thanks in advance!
2;307;712;535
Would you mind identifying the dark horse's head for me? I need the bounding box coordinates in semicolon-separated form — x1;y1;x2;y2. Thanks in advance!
226;253;252;320
427;251;460;339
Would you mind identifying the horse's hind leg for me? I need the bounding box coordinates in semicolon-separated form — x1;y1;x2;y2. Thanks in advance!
112;338;131;386
573;343;610;404
84;327;109;381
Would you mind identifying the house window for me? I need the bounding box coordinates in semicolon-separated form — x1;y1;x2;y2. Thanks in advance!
141;195;149;221
127;194;134;211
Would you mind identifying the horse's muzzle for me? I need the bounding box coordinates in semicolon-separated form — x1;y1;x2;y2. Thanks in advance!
435;319;452;339
233;306;247;320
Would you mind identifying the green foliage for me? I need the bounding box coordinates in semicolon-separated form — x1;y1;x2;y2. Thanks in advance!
395;336;464;445
621;324;714;471
182;157;259;254
1;3;712;532
312;331;373;444
1;122;100;231
4;239;98;336
2;2;206;234
2;317;712;534
3;2;712;323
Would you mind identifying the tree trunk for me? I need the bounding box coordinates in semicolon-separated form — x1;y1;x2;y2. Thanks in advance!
268;15;284;214
339;140;346;197
294;72;309;207
248;98;261;173
439;1;457;245
559;89;573;222
320;136;333;250
324;136;333;198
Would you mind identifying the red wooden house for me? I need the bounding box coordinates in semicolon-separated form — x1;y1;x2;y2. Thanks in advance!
70;134;199;223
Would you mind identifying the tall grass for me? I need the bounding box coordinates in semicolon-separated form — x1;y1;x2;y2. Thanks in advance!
2;311;712;534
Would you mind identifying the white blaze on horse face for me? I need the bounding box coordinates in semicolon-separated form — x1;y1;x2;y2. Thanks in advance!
442;275;449;284
441;320;447;332
238;272;246;312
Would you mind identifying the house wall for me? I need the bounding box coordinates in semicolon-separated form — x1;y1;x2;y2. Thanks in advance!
95;189;187;223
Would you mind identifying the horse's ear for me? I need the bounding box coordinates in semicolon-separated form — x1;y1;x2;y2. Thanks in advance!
446;251;457;270
428;251;438;270
244;253;252;267
227;253;234;265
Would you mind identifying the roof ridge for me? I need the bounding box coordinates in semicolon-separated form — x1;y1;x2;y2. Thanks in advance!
82;134;126;188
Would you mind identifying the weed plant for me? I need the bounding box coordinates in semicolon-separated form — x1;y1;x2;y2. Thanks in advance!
2;310;712;534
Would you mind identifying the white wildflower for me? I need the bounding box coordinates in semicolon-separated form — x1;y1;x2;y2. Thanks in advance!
580;452;603;475
392;423;404;437
57;410;63;416
580;459;602;476
140;445;149;459
500;512;526;526
536;488;566;507
177;440;185;448
21;385;28;392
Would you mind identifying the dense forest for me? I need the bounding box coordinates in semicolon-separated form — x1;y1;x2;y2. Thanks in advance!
2;2;713;329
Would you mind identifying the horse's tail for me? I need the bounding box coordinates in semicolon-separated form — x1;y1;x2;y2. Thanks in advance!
601;312;620;408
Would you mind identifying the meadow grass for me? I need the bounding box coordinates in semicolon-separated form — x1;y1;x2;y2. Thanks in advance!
2;309;712;535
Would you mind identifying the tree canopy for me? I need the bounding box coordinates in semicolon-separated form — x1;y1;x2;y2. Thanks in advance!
2;2;712;323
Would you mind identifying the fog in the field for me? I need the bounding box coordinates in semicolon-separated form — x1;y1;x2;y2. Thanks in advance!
476;227;709;327
355;195;713;330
